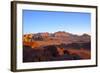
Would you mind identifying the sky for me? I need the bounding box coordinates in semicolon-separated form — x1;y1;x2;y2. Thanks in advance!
23;10;91;35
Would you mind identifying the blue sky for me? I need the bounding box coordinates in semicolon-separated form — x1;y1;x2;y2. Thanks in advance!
23;10;91;35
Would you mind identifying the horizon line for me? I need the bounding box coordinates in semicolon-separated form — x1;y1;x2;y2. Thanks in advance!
23;31;91;36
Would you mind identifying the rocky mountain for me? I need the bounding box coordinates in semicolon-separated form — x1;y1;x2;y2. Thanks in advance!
23;31;90;44
23;31;91;62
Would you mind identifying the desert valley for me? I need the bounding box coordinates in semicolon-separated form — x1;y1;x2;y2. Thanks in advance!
23;31;91;62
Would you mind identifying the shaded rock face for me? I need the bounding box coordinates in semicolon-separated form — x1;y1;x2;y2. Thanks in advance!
43;45;59;57
60;42;91;50
23;46;34;62
23;42;90;62
23;45;60;62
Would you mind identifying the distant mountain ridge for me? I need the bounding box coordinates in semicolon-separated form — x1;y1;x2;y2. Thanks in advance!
23;31;90;44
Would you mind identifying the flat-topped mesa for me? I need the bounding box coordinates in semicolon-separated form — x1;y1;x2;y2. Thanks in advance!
54;31;71;37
